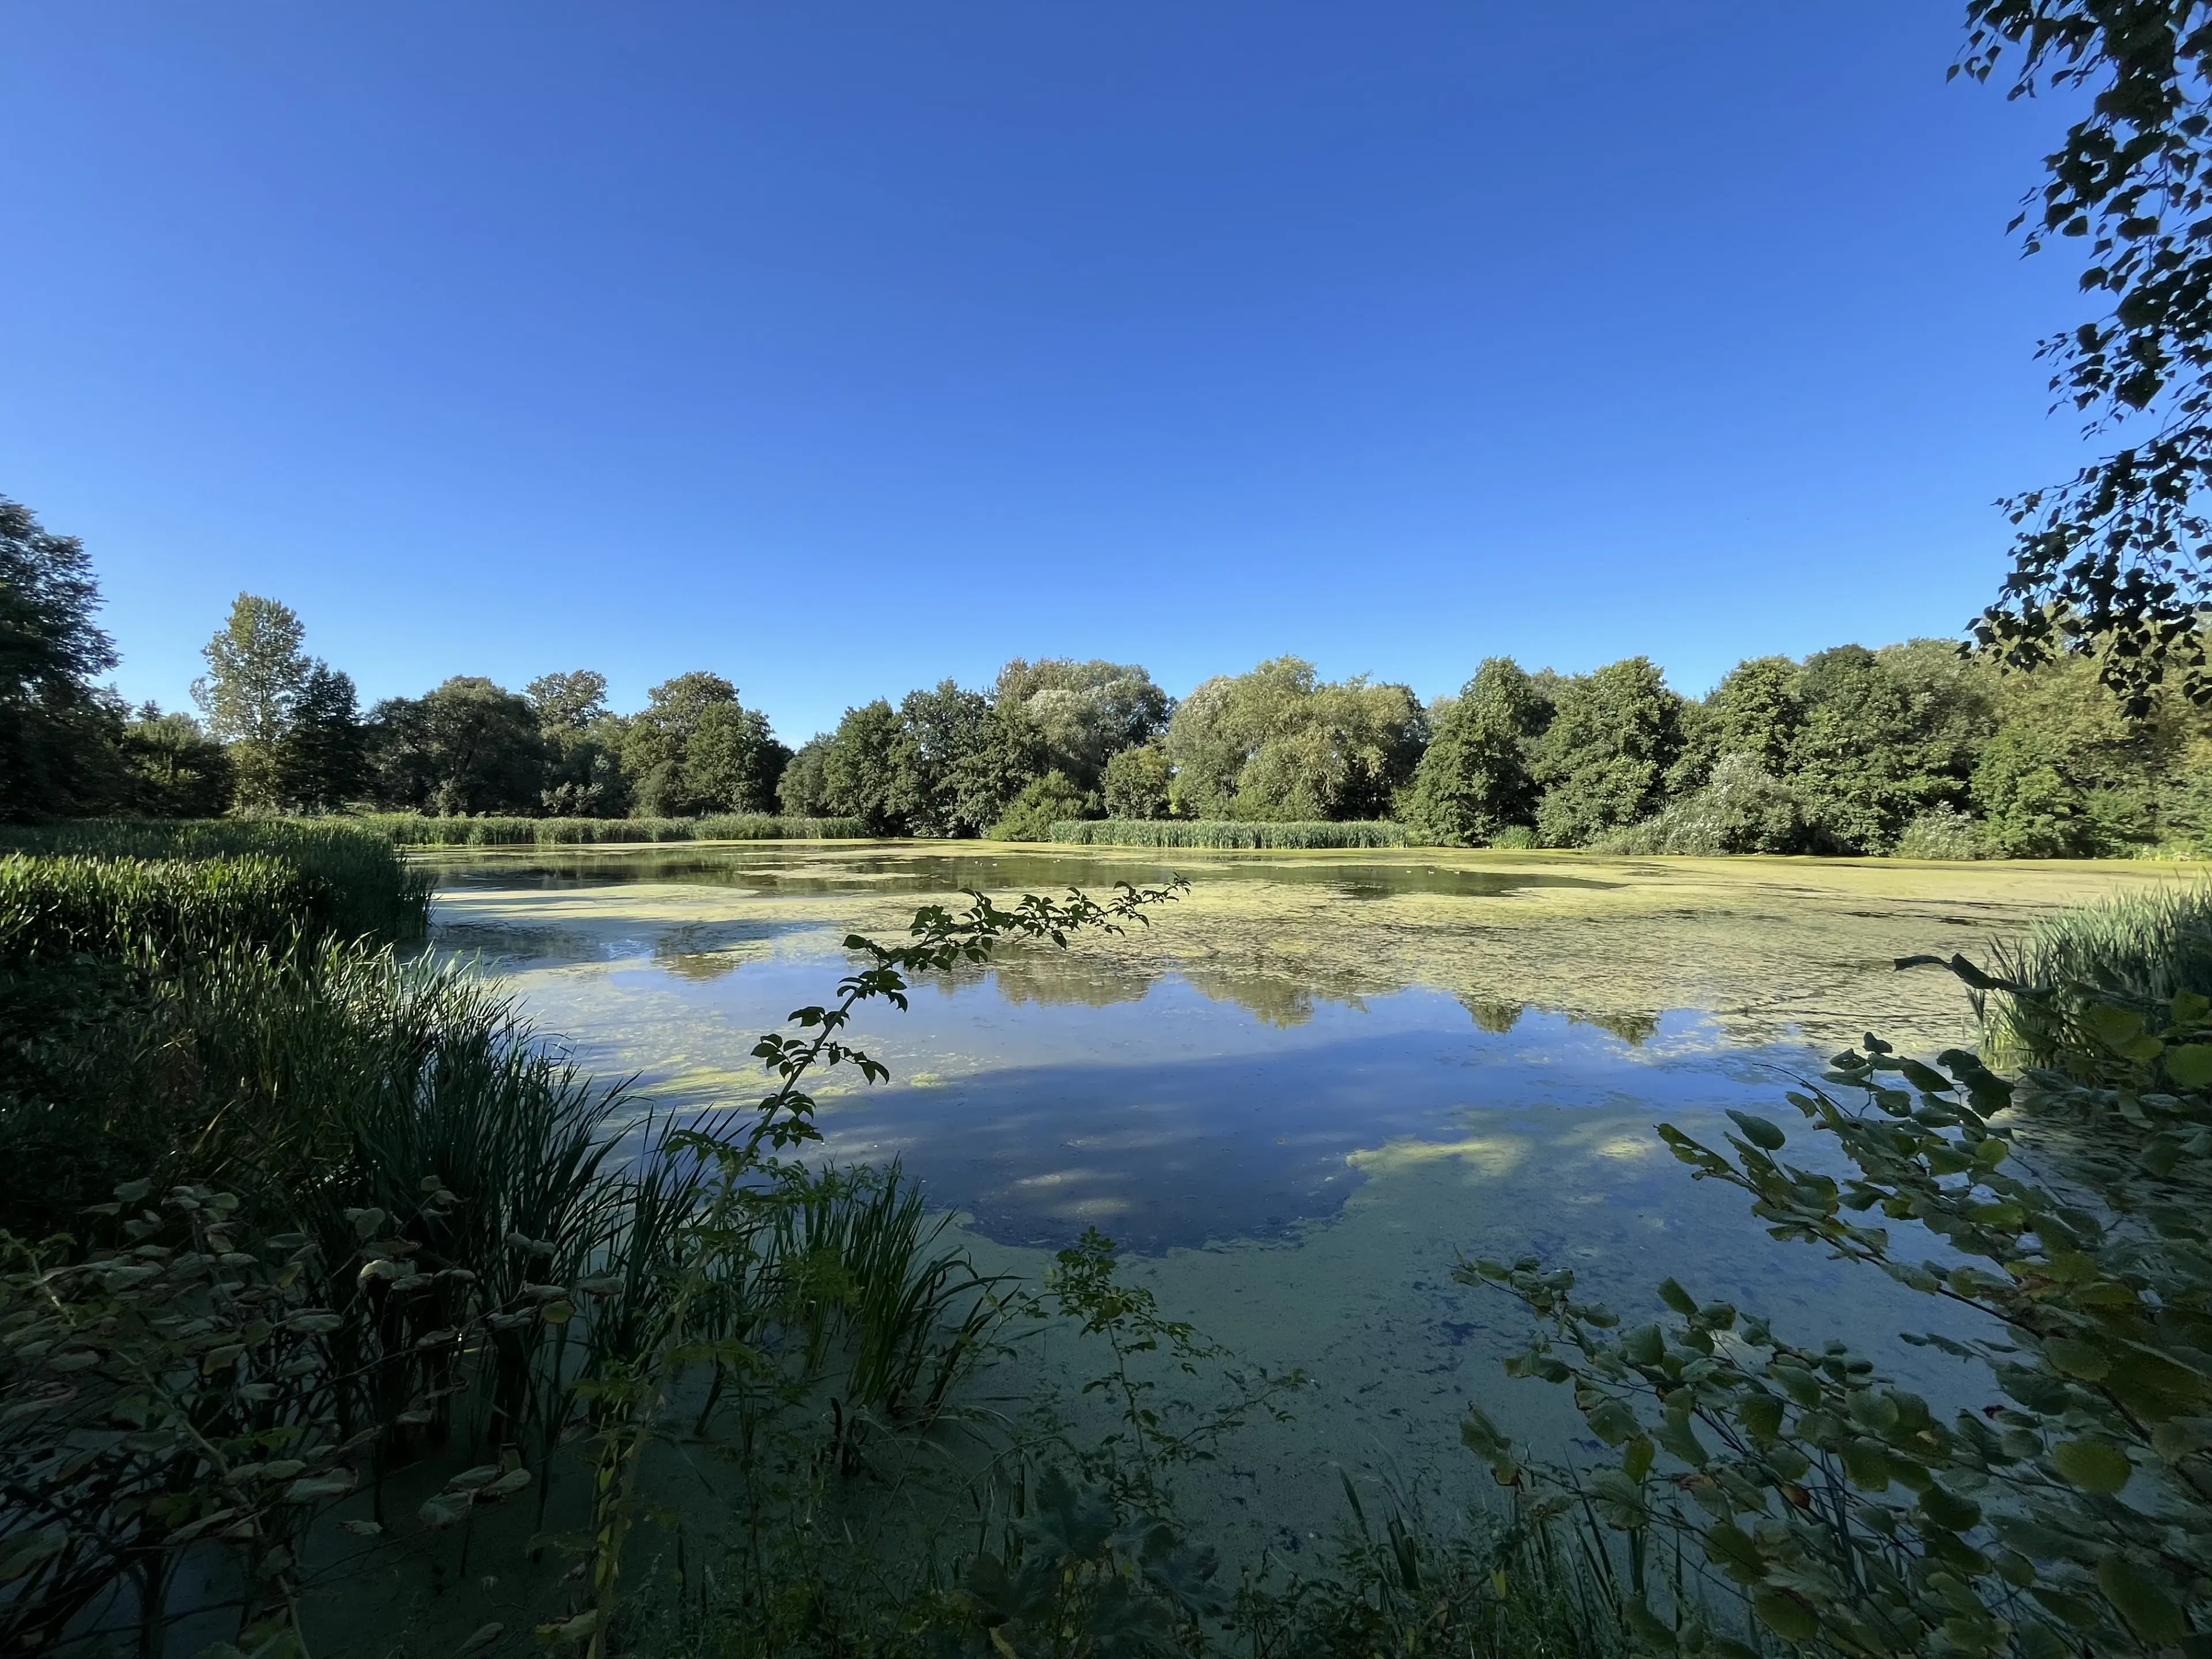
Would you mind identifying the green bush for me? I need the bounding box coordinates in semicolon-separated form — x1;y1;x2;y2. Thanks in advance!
1594;754;1814;855
359;812;866;846
988;771;1088;841
1892;801;1987;860
1050;819;1406;849
1977;881;2212;1066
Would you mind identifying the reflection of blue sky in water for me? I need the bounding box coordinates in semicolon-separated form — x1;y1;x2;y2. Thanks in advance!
435;882;1821;1251
801;988;1811;1249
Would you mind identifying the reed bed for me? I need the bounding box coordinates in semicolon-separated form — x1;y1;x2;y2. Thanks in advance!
0;817;432;942
0;852;311;964
1981;880;2212;1063
361;812;867;847
1050;817;1407;849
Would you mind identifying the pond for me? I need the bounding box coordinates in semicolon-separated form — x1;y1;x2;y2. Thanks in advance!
420;840;2187;1552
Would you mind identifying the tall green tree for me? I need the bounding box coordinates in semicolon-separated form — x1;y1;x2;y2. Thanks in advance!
1402;657;1550;844
1679;655;1804;788
1101;741;1173;819
192;594;311;810
1958;3;2212;706
900;679;1043;836
191;594;308;747
1532;657;1684;846
118;706;233;817
274;664;363;813
1788;646;1959;854
623;672;785;816
526;669;628;816
364;678;543;815
991;658;1170;791
776;738;832;817
821;699;914;835
0;495;123;819
524;670;610;733
1163;657;1425;821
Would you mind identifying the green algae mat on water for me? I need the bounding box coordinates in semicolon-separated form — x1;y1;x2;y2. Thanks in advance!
414;840;2199;1559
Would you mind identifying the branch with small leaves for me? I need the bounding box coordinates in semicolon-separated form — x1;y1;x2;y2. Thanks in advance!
734;880;1187;1153
1456;957;2212;1655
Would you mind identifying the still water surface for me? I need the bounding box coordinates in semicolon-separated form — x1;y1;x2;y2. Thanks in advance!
425;843;1815;1251
419;841;2179;1535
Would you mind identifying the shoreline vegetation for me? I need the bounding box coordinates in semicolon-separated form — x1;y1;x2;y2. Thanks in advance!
7;817;2212;1656
8;488;2208;863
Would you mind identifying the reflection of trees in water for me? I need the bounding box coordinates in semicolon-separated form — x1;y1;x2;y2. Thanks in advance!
987;950;1156;1009
1179;967;1327;1028
1457;995;1524;1034
907;948;1157;1009
1572;1008;1660;1047
650;924;782;982
912;938;1668;1043
1456;990;1658;1046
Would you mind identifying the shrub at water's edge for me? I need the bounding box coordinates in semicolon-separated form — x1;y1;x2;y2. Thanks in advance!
360;811;866;846
1052;817;1407;849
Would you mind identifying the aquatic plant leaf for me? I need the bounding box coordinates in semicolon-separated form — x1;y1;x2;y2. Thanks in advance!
2165;1043;2212;1087
1751;1589;1819;1641
2096;1550;2186;1643
2051;1437;2131;1494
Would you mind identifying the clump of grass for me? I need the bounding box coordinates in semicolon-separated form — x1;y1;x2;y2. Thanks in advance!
1980;881;2212;1062
362;813;866;847
0;817;432;942
1051;819;1406;849
770;1161;1008;1422
0;853;311;963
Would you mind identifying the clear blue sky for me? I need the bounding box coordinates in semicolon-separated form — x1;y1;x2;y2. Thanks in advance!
0;2;2094;743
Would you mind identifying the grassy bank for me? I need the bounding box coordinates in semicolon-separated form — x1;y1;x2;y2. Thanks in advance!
361;812;867;846
1050;817;1407;849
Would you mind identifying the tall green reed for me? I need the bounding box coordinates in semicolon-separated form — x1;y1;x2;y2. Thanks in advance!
1972;880;2212;1064
0;817;432;943
362;813;866;847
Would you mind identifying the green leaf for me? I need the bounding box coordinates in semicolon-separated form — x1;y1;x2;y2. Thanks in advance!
1751;1589;1819;1642
1623;1435;1654;1483
1726;1111;1787;1151
2096;1550;2187;1644
1657;1278;1698;1316
1918;1482;1983;1532
1657;1399;1709;1468
2086;1003;2146;1048
416;1492;471;1529
2164;1043;2212;1088
1736;1391;1784;1441
1842;1438;1891;1491
1584;1398;1641;1445
2052;1437;2131;1495
2044;1336;2111;1381
1703;1520;1764;1583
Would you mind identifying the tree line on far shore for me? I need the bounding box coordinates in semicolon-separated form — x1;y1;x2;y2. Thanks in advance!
6;494;2208;857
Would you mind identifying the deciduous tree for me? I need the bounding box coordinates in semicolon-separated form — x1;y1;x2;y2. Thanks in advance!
0;495;123;818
